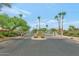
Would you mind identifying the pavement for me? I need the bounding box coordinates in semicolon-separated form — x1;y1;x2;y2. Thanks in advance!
63;36;79;44
0;36;79;56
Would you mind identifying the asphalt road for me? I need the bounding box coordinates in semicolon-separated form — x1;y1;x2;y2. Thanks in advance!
0;37;79;56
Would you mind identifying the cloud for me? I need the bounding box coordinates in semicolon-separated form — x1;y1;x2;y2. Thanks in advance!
13;6;31;15
2;7;19;14
34;19;57;25
32;22;46;28
34;19;49;26
64;20;79;25
47;19;57;24
1;6;31;17
30;18;79;29
30;19;58;29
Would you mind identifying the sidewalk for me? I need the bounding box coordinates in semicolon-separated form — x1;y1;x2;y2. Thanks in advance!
0;37;10;42
0;36;30;42
6;36;30;40
63;36;79;43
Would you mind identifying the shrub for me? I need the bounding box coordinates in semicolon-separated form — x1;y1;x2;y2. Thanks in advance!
63;30;79;37
0;34;4;38
0;31;20;37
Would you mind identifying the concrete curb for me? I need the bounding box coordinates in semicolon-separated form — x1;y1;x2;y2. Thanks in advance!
63;36;79;43
0;36;28;42
0;37;10;42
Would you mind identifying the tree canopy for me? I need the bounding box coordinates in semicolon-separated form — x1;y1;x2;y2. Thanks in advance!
0;13;30;37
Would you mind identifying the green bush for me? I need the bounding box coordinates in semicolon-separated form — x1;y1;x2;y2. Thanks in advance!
0;34;4;38
64;30;79;37
0;31;19;37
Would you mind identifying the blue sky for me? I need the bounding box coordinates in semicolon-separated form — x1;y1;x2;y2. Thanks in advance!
1;3;79;30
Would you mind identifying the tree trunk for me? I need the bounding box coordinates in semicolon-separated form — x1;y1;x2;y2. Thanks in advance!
58;21;61;34
38;18;41;31
61;17;63;37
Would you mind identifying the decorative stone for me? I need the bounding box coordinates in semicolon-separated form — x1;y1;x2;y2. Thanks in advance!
31;36;46;40
31;31;46;40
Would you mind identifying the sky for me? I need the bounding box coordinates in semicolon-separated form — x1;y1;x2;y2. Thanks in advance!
1;3;79;30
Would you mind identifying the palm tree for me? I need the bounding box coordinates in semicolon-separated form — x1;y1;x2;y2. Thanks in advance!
19;14;23;36
46;24;48;33
19;14;23;18
50;28;57;36
68;25;76;31
46;25;48;29
0;3;11;11
54;15;61;34
58;11;66;36
36;25;38;29
37;16;41;30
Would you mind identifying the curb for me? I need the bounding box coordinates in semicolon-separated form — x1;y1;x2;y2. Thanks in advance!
63;36;79;43
0;37;10;42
